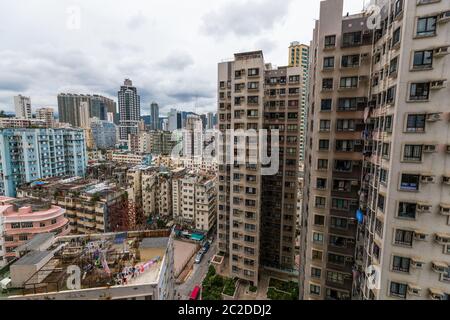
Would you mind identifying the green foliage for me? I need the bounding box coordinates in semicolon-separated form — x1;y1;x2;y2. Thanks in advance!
201;266;236;300
249;286;257;293
267;278;299;300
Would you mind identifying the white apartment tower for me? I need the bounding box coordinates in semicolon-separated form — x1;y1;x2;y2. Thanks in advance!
14;95;32;119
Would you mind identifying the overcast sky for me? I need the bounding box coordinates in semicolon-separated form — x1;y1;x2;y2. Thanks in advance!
0;0;364;116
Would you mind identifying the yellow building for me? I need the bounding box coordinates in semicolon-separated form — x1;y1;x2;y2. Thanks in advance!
288;42;309;68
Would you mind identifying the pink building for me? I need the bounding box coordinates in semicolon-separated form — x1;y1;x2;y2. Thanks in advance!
0;197;69;262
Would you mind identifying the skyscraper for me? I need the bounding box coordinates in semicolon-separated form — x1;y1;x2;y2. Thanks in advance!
57;93;116;127
118;79;141;142
289;42;310;167
206;112;214;130
300;0;372;300
301;0;450;301
14;95;32;119
217;51;302;286
150;102;160;131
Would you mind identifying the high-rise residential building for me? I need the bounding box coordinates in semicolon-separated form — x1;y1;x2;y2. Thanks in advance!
57;94;116;127
0;127;88;197
150;102;160;131
14;95;32;119
91;119;117;149
301;0;450;301
168;109;182;131
36;108;54;127
183;115;204;160
206;112;215;130
300;0;372;300
353;0;450;301
217;51;302;286
289;42;310;167
118;79;141;142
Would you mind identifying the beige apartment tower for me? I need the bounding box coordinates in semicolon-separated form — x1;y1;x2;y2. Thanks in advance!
302;0;450;301
301;0;373;300
217;51;302;286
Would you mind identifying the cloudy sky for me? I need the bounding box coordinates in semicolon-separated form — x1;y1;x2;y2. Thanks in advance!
0;0;364;116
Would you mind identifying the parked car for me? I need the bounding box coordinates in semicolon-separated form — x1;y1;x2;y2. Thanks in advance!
195;252;204;264
202;242;210;253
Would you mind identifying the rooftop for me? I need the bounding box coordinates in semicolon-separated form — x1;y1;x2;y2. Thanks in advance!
9;230;172;296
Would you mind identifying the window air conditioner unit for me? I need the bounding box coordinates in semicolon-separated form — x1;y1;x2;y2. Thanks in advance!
440;205;450;216
417;203;432;213
426;113;442;122
414;231;429;241
430;80;446;90
411;259;424;269
438;11;450;23
434;46;449;57
423;144;438;153
443;176;450;185
421;175;436;184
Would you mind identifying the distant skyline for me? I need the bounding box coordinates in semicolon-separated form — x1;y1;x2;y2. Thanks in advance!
0;0;363;115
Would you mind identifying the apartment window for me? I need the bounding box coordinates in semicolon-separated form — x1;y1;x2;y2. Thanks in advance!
328;253;346;265
248;96;259;104
11;223;21;229
336;119;356;132
417;16;437;37
322;78;334;90
311;268;322;279
334;160;352;172
409;83;430;101
313;232;324;244
247;82;259;90
378;194;385;212
382;143;390;159
333;180;351;192
314;214;325;226
336;140;354;152
406;114;426;132
341;55;360;68
389;57;398;75
394;230;414;247
400;174;420;191
342;31;362;47
331;217;348;230
19;235;28;241
337;98;357;111
318;159;328;170
323;57;335;69
403;145;422;162
312;250;323;261
392;27;401;46
21;222;33;228
248;68;259;76
315;197;326;208
398;202;417;219
390;282;408;299
321;99;332;111
413;50;433;69
316;178;328;191
289;75;300;83
310;284;321;296
331;198;351;211
340;77;358;89
324;35;336;48
318;140;329;151
319;120;331;132
327;271;345;285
